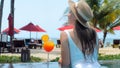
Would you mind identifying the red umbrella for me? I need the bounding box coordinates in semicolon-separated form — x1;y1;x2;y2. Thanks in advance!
58;25;101;32
113;26;120;30
20;22;40;39
57;24;74;31
36;25;46;32
35;25;46;39
8;13;14;36
20;22;39;32
2;28;20;35
94;28;101;32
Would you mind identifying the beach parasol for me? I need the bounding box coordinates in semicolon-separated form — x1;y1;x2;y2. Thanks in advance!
19;22;40;39
35;25;46;39
57;24;74;31
8;13;14;36
58;24;101;32
113;26;120;30
2;27;20;35
36;25;46;32
94;28;101;32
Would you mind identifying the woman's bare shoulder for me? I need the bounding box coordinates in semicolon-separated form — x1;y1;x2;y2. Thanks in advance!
60;31;68;40
60;31;67;36
60;31;69;48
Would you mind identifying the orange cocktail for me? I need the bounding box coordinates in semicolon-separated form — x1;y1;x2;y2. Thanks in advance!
41;34;55;68
43;41;54;52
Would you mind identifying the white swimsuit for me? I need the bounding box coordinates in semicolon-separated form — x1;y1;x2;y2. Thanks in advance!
65;30;101;68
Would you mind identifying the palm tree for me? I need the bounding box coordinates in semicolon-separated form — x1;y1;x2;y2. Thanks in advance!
87;0;120;44
86;0;101;27
96;0;120;44
0;0;4;33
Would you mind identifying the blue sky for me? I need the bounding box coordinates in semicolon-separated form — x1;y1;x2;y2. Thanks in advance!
1;0;70;39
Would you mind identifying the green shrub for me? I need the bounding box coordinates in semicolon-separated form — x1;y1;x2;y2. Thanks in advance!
50;57;60;62
98;54;120;60
0;55;43;63
50;54;120;62
1;54;120;63
30;56;42;62
0;56;20;63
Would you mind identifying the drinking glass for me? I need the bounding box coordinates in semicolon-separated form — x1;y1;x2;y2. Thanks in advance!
43;40;54;68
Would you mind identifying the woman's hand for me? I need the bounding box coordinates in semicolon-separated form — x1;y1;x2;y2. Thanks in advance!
58;58;62;64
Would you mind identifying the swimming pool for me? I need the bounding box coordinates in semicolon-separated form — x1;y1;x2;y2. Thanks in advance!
0;60;120;68
100;60;120;68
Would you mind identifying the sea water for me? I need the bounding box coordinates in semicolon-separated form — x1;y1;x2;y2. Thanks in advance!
51;38;114;47
5;37;116;46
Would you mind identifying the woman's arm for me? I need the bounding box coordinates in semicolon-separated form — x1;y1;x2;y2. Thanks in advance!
60;31;70;68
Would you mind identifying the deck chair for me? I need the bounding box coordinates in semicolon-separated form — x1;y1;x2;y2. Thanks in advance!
0;41;15;53
24;39;32;49
0;42;8;53
56;40;61;48
13;40;25;53
24;39;31;46
112;39;120;48
36;39;43;49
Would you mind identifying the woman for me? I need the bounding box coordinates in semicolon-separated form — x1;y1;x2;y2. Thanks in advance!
60;0;101;68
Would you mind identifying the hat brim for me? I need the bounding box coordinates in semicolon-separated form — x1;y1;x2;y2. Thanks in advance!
68;0;89;28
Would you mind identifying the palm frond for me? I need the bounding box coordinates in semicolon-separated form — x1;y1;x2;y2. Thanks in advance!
97;0;120;20
107;17;120;30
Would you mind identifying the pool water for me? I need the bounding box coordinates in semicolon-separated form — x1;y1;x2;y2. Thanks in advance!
0;61;120;68
100;60;120;68
101;63;120;68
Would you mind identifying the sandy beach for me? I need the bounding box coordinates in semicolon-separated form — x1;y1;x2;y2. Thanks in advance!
99;47;120;55
0;48;61;60
1;47;120;60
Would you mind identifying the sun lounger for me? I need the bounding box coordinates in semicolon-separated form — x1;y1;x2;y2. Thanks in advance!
56;40;61;48
112;39;120;48
13;40;25;53
24;39;31;47
0;42;10;53
36;39;43;49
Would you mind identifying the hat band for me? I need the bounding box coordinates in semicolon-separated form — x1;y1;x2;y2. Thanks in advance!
75;3;90;21
74;5;87;25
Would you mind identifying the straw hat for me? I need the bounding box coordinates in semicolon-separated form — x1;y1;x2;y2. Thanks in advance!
68;0;93;28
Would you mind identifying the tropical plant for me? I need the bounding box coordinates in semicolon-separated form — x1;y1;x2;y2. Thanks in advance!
0;55;43;63
87;0;120;44
96;0;120;44
98;54;120;60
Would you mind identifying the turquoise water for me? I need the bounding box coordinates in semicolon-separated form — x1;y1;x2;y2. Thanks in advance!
101;63;120;68
100;60;120;68
101;64;120;68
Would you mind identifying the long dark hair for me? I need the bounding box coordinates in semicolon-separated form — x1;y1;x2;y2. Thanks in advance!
75;20;97;59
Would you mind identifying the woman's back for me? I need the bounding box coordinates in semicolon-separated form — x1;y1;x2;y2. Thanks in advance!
65;30;100;68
